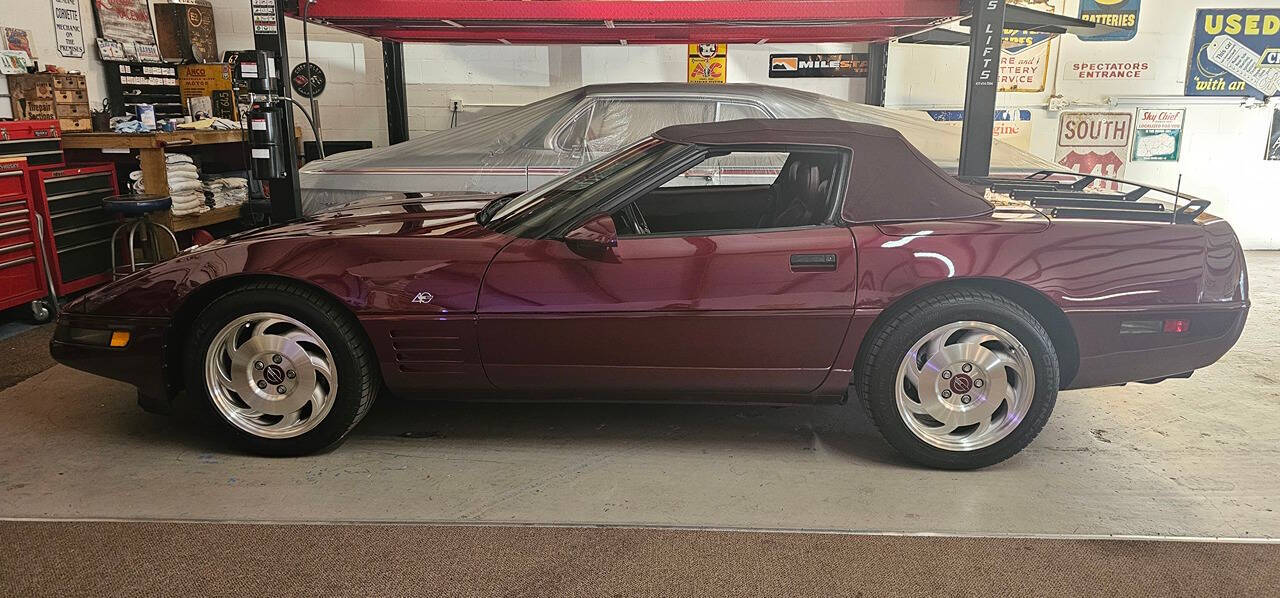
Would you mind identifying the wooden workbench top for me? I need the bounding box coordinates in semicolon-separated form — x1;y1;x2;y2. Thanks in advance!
61;129;247;149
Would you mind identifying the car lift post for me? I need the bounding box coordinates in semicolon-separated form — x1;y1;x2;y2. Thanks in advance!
253;0;304;221
384;40;410;145
957;0;1007;178
864;42;888;107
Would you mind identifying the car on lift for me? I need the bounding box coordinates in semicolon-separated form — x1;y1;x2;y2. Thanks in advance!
298;82;1060;214
50;118;1248;469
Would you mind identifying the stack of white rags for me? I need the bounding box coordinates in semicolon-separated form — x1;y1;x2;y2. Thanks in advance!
129;153;209;216
204;175;249;208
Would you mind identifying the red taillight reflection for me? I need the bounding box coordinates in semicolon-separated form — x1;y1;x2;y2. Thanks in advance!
1163;319;1190;334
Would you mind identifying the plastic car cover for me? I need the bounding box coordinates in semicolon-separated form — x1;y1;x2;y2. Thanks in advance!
299;83;1060;214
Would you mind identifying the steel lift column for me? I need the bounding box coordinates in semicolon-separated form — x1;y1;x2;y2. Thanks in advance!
253;0;304;221
957;0;1007;178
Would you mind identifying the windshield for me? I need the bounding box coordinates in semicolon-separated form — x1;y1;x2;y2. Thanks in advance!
484;137;688;237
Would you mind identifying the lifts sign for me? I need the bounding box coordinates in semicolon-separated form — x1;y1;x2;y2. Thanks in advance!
1078;0;1141;42
1186;9;1280;97
1056;112;1132;191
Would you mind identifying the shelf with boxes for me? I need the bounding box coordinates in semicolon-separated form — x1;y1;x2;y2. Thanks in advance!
6;73;93;133
104;62;184;123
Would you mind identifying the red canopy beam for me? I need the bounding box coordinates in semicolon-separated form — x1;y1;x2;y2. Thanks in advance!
300;0;964;44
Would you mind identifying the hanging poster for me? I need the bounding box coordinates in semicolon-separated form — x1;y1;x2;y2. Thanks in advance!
93;0;157;45
769;53;869;78
4;28;34;58
1078;0;1141;42
52;0;87;58
924;110;1034;151
688;43;727;83
1132;108;1185;162
1267;109;1280;161
1056;112;1132;191
1185;9;1280;97
1000;0;1058;93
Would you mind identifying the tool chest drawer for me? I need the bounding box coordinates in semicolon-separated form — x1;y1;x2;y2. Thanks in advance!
32;164;120;294
0;120;64;168
0;157;50;315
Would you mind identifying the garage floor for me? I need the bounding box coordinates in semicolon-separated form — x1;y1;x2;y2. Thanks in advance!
0;252;1275;540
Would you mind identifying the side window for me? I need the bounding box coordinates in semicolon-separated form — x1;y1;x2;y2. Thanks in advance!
717;102;769;121
584;99;715;156
554;104;593;150
616;150;842;237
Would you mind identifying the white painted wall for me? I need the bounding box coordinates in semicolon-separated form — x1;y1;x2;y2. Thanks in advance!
888;0;1280;249
0;0;107;118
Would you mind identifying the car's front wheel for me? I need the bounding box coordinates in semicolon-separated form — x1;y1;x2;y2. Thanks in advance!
855;288;1059;469
185;281;378;456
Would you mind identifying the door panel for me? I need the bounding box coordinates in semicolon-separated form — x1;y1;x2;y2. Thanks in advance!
476;226;857;394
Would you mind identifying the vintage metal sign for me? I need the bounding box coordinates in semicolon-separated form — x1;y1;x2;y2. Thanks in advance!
1063;59;1151;81
1056;112;1133;191
1186;9;1280;97
1000;0;1058;93
1132;108;1185;162
52;0;86;58
1267;109;1280;161
1078;0;1141;42
926;109;1033;151
687;43;727;83
92;0;157;45
769;53;868;78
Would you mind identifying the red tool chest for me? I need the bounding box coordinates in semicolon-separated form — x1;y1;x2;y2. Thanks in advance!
31;164;121;295
0;157;53;318
0;120;65;169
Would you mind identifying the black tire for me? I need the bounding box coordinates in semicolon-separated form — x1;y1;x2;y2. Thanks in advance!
184;281;379;456
854;287;1059;470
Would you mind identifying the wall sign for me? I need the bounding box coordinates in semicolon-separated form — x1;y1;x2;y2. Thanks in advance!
687;43;727;83
1064;60;1150;81
1000;0;1058;93
1186;9;1280;97
769;53;868;78
1056;112;1133;191
93;0;157;45
291;62;327;98
1267;109;1280;161
251;0;279;34
52;0;87;58
926;110;1033;151
1078;0;1141;42
4;28;34;58
1132;108;1185;162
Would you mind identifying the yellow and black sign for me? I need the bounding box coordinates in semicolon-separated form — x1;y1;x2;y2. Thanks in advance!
688;43;727;83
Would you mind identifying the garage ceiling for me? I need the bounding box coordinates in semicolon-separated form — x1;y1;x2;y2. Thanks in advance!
296;0;966;44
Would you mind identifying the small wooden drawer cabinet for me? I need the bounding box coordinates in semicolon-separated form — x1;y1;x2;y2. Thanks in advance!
6;73;93;132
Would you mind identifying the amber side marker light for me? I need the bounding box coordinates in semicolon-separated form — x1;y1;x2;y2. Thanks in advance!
109;330;131;347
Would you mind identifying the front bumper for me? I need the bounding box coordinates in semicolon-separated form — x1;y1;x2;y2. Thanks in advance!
50;313;176;411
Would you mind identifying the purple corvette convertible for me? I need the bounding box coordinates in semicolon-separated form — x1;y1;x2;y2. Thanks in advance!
51;119;1248;469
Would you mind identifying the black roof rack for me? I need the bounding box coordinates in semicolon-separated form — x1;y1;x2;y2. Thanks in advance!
960;171;1210;224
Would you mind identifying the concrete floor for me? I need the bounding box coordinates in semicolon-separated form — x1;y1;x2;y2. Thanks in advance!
0;252;1276;539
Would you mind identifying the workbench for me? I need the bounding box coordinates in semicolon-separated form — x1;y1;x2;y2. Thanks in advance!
61;128;301;233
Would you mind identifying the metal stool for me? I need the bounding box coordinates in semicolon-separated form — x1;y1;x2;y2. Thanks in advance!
103;194;179;279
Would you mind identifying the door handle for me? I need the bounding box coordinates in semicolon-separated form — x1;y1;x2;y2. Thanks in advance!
790;253;838;272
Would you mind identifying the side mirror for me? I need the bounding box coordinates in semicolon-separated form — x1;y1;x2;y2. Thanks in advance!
564;213;619;261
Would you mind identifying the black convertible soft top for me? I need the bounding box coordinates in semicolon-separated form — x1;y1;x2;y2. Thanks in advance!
655;118;994;224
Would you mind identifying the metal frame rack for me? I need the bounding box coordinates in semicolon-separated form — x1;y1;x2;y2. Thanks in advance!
966;171;1212;225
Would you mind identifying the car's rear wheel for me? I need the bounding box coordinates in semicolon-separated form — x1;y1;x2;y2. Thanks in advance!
185;281;378;456
855;288;1059;469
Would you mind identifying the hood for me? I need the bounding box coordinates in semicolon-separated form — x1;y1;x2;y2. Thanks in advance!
232;192;506;242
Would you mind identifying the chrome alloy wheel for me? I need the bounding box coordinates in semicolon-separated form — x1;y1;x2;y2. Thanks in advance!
895;321;1035;452
204;312;338;439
